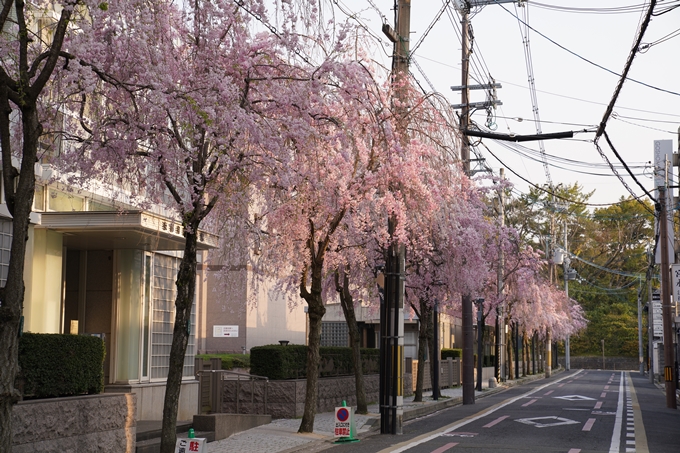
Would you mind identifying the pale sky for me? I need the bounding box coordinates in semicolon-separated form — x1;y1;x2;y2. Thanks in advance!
337;0;680;207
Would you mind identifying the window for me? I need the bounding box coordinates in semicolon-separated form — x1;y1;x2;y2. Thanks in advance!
150;253;195;380
321;322;348;347
0;219;11;286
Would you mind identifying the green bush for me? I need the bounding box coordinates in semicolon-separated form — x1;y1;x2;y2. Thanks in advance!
196;353;251;370
250;345;379;380
441;348;462;360
18;333;105;399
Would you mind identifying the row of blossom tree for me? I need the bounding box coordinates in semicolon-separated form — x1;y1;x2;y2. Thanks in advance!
0;1;585;452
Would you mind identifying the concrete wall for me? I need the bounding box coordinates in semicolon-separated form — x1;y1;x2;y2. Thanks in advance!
220;374;413;419
558;356;640;371
105;380;198;421
12;393;136;453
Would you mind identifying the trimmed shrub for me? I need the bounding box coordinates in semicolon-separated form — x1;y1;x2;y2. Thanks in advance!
441;348;462;360
18;333;105;399
196;353;251;370
250;345;379;380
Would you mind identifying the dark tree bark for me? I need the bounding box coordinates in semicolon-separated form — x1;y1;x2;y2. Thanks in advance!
0;3;74;450
412;299;432;402
335;269;367;414
427;304;440;400
298;211;344;433
160;220;199;452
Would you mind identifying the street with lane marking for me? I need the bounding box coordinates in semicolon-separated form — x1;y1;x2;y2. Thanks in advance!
328;370;679;453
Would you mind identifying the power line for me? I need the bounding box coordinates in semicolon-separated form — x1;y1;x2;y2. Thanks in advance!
478;142;634;208
494;0;680;98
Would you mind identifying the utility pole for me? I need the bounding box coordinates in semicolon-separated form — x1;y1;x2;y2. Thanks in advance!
380;0;410;434
454;1;517;402
459;4;476;406
647;263;654;383
658;185;677;409
495;168;505;382
563;216;570;371
637;281;644;375
475;298;485;391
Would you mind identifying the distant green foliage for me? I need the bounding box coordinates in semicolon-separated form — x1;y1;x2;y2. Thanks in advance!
250;345;379;379
18;333;105;399
441;348;462;359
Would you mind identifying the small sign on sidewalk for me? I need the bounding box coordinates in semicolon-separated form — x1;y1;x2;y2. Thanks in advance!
333;401;359;443
174;437;207;453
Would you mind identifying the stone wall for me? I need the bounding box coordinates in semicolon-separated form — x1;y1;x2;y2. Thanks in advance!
558;356;640;371
221;373;413;419
12;393;136;453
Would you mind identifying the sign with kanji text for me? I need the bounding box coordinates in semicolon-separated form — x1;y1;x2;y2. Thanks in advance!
672;265;680;303
174;437;207;453
334;406;353;438
652;291;663;338
213;325;239;337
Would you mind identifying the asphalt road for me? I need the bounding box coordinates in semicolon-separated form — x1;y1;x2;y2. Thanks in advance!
329;370;679;453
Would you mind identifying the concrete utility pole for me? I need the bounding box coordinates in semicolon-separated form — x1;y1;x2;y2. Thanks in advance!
658;185;677;409
637;281;644;375
495;168;506;382
380;0;410;434
456;1;517;403
563;217;570;371
459;4;476;406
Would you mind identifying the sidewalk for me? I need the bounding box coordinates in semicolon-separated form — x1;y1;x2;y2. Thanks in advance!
206;373;548;453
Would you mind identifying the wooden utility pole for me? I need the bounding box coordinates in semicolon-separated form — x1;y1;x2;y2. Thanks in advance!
381;0;410;434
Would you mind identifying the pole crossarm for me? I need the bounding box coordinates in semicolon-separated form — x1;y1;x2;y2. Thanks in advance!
464;129;575;142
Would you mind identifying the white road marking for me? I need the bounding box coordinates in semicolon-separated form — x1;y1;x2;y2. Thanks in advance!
377;371;584;453
609;371;625;453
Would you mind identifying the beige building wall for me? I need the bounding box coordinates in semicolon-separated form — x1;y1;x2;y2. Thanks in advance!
200;256;307;353
245;278;306;349
23;227;63;334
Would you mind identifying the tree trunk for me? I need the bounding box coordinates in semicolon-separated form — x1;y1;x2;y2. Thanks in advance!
476;313;485;391
0;106;38;452
413;300;431;402
427;305;440;399
160;225;199;453
0;5;73;449
522;331;528;377
336;270;367;414
299;295;325;432
494;311;501;382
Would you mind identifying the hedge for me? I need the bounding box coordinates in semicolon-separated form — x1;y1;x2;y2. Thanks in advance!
441;348;462;359
196;353;250;370
250;345;379;380
18;333;105;399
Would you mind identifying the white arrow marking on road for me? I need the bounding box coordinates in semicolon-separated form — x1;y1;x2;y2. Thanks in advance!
516;416;581;428
554;395;596;401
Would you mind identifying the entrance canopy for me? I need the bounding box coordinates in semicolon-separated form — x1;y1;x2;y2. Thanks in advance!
39;211;219;251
